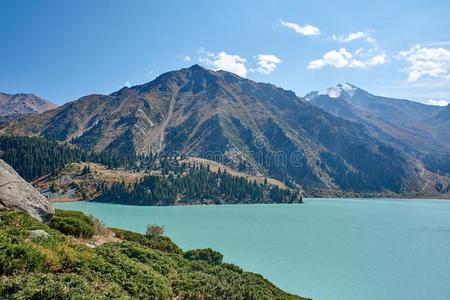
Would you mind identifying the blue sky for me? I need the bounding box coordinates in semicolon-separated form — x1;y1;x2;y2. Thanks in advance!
1;0;449;105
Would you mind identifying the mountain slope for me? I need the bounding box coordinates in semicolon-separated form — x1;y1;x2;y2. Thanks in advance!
0;92;57;116
307;83;450;155
0;66;422;193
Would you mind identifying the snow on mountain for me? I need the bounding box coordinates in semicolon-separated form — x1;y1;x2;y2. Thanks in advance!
317;83;358;99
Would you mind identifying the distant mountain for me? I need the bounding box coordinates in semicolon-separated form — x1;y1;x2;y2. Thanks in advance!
0;66;424;193
306;83;450;155
431;104;450;121
0;92;58;117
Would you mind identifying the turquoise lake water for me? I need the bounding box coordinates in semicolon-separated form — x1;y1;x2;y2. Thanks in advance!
55;198;450;300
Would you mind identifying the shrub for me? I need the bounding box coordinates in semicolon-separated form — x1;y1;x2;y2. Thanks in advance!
0;238;46;275
54;209;93;225
49;216;94;238
89;215;109;236
184;248;223;265
145;224;165;237
111;228;182;254
0;273;126;299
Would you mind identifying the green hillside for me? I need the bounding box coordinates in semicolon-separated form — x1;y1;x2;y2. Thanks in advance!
0;209;308;300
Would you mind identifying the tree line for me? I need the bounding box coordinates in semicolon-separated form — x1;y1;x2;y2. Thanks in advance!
0;135;136;181
96;163;302;205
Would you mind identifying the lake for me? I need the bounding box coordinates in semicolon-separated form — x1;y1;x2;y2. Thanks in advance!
55;198;450;300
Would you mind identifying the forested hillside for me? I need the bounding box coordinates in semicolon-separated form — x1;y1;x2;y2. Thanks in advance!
96;164;302;205
0;136;136;180
0;135;300;205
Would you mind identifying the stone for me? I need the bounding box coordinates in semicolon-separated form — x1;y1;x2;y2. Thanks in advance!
0;159;54;222
28;229;50;239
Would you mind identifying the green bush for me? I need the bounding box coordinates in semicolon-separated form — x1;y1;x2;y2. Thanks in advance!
0;237;46;275
54;209;93;225
184;248;224;265
0;273;128;300
49;216;94;238
111;228;182;254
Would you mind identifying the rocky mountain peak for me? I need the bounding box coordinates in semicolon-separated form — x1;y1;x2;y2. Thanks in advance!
317;82;360;99
0;92;57;116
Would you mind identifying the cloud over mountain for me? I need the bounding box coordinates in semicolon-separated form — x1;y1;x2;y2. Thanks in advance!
255;54;282;74
399;45;450;82
198;49;248;77
308;48;386;69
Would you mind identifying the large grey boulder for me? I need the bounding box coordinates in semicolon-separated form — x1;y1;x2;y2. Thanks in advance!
0;159;54;222
28;229;50;239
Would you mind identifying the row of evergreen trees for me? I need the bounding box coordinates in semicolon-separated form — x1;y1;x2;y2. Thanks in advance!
96;164;302;205
0;136;136;181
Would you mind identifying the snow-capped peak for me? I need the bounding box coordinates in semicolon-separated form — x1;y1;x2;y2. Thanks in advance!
340;82;357;97
319;86;342;98
318;83;358;99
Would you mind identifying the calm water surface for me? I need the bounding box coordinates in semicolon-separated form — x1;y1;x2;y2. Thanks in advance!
56;198;450;300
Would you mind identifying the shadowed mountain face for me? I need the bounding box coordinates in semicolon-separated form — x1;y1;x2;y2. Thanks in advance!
0;66;422;193
306;83;450;155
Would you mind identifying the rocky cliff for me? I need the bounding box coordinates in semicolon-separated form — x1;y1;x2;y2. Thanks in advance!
0;159;54;222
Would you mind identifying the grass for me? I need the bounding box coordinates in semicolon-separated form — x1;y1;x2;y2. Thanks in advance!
0;209;309;300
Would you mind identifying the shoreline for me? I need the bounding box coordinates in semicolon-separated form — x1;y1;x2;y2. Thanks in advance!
51;196;450;205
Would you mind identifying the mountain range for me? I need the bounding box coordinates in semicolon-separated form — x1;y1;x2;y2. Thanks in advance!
1;65;448;196
305;83;449;155
0;92;57;124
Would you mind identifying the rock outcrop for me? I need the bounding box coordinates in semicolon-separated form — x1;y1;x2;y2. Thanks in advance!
0;159;54;222
28;229;50;239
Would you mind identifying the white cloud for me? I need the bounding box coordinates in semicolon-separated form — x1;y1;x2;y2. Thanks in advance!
367;52;387;66
198;49;248;77
307;59;326;69
279;20;320;36
308;48;361;69
124;81;131;88
255;54;282;74
332;31;369;43
349;59;366;68
308;49;349;69
399;45;450;82
332;31;376;44
308;48;387;69
427;99;449;106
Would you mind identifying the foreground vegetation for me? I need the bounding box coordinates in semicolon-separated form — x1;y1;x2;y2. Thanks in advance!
0;209;307;299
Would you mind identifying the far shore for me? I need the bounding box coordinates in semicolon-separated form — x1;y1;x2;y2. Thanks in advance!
50;195;450;205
